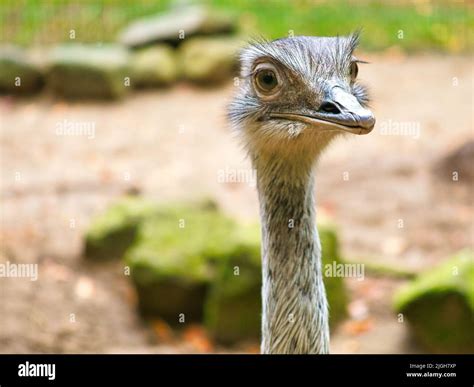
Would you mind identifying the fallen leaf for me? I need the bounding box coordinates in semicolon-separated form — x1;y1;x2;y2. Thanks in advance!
342;318;374;336
182;325;213;353
151;319;174;343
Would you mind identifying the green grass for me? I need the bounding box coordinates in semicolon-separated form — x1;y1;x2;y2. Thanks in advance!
1;0;472;52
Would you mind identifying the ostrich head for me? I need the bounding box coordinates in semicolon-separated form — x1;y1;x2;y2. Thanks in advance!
228;33;375;161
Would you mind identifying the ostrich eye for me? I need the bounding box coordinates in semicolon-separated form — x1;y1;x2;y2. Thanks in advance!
255;69;278;92
350;61;359;80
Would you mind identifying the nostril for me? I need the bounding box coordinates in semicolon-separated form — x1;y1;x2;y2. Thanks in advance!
319;101;341;114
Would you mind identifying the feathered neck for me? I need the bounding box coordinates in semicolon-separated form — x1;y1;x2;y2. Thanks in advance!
252;151;330;354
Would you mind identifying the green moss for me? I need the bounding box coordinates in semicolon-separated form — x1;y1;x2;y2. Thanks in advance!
394;251;474;353
84;196;157;260
179;36;243;84
130;45;178;87
126;204;237;283
0;46;43;94
125;202;245;322
204;223;262;343
319;227;348;328
47;44;130;99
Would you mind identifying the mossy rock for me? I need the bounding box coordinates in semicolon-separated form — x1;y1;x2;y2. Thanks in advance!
320;227;349;328
118;5;236;48
84;197;158;261
130;45;178;87
85;196;348;340
394;251;474;353
0;46;43;94
204;223;262;343
125;203;241;323
47;44;130;99
204;223;348;344
179;37;243;84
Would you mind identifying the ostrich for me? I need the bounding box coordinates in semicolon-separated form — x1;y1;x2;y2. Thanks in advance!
228;34;375;354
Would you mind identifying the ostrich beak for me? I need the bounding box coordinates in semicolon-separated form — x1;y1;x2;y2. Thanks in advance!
315;86;376;134
269;86;375;135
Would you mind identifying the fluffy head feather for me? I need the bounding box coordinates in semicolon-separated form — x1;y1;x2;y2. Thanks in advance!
228;33;372;160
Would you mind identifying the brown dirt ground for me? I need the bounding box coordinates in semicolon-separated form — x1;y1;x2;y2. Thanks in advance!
0;54;472;353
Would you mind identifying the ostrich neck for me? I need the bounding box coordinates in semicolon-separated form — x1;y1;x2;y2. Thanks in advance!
254;154;329;354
